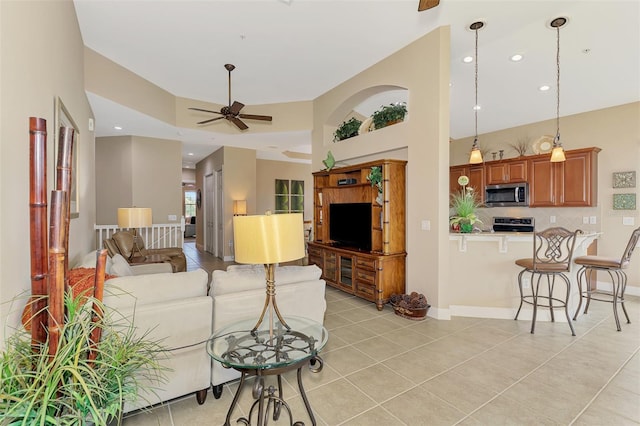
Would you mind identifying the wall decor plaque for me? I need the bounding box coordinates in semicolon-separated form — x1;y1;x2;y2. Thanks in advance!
612;171;636;188
613;193;636;210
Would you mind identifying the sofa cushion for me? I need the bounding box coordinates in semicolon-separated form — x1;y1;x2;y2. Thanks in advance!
110;254;135;276
104;268;209;310
210;265;321;297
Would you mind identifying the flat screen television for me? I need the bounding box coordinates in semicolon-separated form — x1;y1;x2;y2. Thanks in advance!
329;202;372;251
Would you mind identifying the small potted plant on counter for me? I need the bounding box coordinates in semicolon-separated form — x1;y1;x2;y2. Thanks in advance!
450;186;482;233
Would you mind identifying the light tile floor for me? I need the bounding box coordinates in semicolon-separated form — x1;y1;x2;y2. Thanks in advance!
123;241;640;425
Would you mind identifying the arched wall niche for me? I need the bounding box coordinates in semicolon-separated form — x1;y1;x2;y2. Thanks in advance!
324;85;409;145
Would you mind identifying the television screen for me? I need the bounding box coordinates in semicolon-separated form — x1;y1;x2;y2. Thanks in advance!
329;203;372;251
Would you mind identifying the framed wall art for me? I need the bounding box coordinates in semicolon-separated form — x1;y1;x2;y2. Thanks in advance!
54;97;80;218
612;171;636;188
613;193;636;210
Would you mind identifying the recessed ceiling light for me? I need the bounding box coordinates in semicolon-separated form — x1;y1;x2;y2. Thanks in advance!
510;54;523;62
463;56;473;63
539;85;550;91
473;105;481;111
113;126;122;130
188;152;194;156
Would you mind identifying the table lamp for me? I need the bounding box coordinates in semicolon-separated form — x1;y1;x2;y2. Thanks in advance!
117;207;152;259
233;212;305;335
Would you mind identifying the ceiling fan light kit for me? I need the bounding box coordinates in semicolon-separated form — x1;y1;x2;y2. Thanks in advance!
189;63;272;130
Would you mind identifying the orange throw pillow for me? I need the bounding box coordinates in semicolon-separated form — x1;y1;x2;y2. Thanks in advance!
22;268;117;332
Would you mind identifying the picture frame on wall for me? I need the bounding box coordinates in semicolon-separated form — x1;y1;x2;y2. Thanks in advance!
613;193;636;210
612;171;636;188
54;97;80;218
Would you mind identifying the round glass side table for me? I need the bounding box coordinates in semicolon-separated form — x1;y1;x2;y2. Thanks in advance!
207;316;328;426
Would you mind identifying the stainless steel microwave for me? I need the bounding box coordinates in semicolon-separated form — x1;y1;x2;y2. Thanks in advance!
485;182;529;207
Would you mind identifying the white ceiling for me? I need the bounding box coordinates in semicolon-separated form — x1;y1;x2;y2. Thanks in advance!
74;0;640;168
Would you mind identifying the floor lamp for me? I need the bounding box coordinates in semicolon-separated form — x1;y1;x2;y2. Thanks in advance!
117;207;152;260
233;212;305;336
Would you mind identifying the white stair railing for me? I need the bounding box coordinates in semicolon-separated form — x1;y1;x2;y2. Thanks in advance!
95;217;185;251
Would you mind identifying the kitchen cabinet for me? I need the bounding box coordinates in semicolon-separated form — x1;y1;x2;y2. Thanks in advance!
486;160;527;184
528;147;600;207
449;164;485;202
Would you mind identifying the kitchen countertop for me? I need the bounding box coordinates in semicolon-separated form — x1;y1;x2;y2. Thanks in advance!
449;231;599;253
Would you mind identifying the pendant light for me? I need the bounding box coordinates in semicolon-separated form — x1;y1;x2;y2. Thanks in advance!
469;21;484;164
550;17;567;162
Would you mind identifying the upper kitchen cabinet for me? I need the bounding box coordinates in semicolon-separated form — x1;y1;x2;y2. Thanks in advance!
486;159;527;184
529;147;601;207
449;164;485;203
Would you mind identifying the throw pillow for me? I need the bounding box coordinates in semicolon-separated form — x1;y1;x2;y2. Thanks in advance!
77;250;114;274
21;267;117;331
110;254;134;276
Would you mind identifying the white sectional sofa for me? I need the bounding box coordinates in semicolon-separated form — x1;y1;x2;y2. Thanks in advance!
76;252;212;412
209;264;327;397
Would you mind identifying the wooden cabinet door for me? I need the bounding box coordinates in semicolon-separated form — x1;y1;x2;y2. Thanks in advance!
529;157;556;206
487;160;527;184
468;166;485;203
450;166;468;196
560;150;593;206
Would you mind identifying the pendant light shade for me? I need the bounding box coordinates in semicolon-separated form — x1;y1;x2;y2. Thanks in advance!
469;21;484;164
550;17;567;163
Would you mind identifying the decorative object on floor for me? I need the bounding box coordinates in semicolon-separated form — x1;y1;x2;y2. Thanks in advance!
54;96;80;218
233;199;247;216
333;117;362;142
549;17;568;162
450;186;482;233
322;150;335;171
366;165;383;204
233;212;305;336
509;136;530;157
468;21;485;164
371;102;407;130
573;227;640;331
613;193;636;210
188;63;272;130
390;292;430;320
117;207;152;260
612;171;636;188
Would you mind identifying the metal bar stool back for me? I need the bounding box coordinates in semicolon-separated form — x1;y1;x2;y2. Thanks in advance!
514;227;582;336
573;226;640;331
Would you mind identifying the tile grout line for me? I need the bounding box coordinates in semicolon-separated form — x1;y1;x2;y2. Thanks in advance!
568;345;640;425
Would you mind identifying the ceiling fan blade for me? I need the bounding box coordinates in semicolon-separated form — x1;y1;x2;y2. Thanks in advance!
197;117;225;125
229;101;245;115
238;113;272;122
418;0;439;11
189;107;223;115
228;116;249;130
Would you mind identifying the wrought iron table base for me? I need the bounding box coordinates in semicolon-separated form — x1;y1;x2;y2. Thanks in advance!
225;356;324;426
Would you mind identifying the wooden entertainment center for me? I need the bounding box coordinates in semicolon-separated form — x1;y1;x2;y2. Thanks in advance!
307;159;406;310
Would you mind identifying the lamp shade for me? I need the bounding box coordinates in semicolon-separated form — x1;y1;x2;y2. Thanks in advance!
233;213;305;264
550;146;566;162
233;200;247;216
118;208;152;228
469;148;483;164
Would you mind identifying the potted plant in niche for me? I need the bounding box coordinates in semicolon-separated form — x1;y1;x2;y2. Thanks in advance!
0;291;167;425
371;102;407;130
449;186;482;233
366;166;383;205
333;117;362;142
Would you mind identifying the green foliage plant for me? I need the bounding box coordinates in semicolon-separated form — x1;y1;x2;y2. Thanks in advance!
449;187;483;231
333;117;362;142
0;292;167;425
371;103;407;130
366;166;383;193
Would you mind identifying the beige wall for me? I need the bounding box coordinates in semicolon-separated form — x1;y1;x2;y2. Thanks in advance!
0;0;96;347
95;135;182;224
312;27;452;316
451;102;640;290
256;160;313;219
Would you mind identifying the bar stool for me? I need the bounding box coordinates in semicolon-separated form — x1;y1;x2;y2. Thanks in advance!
573;227;640;331
514;227;582;336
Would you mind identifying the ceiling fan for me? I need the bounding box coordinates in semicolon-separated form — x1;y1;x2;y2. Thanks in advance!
418;0;440;12
189;64;272;131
